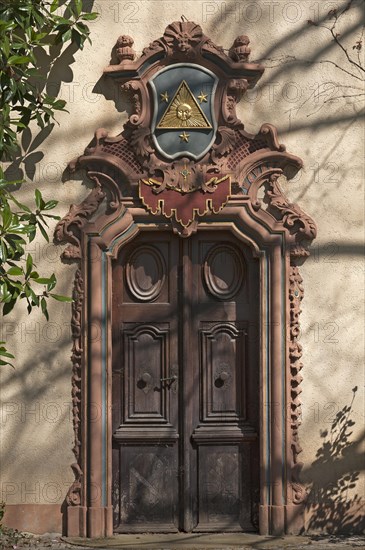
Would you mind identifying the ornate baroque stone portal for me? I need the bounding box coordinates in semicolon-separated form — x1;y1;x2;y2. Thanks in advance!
55;20;316;538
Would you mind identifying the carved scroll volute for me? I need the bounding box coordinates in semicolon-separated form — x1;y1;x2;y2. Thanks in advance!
54;175;105;259
54;172;122;259
120;81;148;127
267;174;317;257
222;79;249;126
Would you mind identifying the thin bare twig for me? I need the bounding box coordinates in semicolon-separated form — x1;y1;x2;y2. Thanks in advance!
330;27;365;73
323;93;365;102
354;24;365;67
327;0;365;73
257;55;364;81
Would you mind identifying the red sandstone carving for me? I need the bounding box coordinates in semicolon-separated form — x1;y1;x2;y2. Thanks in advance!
54;175;105;258
229;35;251;62
66;270;84;507
268;174;317;258
289;265;307;504
139;175;231;228
116;35;135;63
55;20;316;538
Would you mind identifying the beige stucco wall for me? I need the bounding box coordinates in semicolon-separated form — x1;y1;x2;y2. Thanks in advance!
1;0;364;533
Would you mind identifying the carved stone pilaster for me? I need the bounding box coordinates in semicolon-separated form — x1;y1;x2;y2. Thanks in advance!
65;269;84;507
289;265;307;504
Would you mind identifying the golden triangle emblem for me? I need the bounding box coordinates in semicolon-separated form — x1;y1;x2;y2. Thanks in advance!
157;80;212;130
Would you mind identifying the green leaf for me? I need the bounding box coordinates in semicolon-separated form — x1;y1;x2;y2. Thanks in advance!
37;222;49;242
43;200;58;210
47;273;57;291
28;226;36;242
3;299;16;316
35;188;43;209
25;254;33;277
41;296;49;321
0;241;8;262
7;55;32;65
42;213;60;220
2;34;10;56
52;100;66;111
53;16;74;25
0;349;15;359
28;286;39;306
50;0;60;13
74;0;82;16
71;29;83;49
50;293;73;302
1;203;12;229
81;12;98;21
6;266;23;276
76;22;88;33
61;28;72;43
0;359;15;368
34;277;52;285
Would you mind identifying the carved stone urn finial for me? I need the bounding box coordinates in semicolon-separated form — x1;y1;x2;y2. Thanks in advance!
229;35;251;62
116;35;136;63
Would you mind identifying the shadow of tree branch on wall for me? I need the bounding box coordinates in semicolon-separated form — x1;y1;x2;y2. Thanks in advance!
305;387;365;534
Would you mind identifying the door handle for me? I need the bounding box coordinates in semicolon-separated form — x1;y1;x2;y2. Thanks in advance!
160;365;178;393
160;375;177;382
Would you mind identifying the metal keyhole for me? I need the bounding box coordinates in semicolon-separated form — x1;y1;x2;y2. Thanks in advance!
215;371;229;388
137;372;152;393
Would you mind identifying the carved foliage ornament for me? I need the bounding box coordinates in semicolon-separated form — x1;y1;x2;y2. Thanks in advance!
289;266;307;504
65;269;84;506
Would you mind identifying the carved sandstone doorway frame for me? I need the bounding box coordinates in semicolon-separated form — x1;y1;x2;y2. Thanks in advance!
55;21;316;538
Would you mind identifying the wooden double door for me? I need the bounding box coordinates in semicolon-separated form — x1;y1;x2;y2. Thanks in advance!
112;230;260;532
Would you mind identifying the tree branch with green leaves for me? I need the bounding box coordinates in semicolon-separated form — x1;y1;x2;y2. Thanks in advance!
0;0;98;367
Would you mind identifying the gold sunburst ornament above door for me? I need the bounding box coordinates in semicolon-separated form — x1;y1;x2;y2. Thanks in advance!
157;80;212;129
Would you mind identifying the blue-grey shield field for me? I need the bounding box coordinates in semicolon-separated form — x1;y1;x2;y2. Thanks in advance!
150;64;218;160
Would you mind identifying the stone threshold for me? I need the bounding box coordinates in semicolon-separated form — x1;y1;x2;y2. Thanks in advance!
63;533;311;549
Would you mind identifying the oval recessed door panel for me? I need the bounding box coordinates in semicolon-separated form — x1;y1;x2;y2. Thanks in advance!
126;246;166;301
204;244;244;300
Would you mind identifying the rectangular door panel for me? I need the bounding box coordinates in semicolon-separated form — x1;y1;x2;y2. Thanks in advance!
199;321;246;422
196;443;255;531
114;320;178;441
116;446;178;532
123;322;171;422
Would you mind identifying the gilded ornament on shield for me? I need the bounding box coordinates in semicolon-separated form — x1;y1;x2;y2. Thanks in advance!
157;80;212;129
